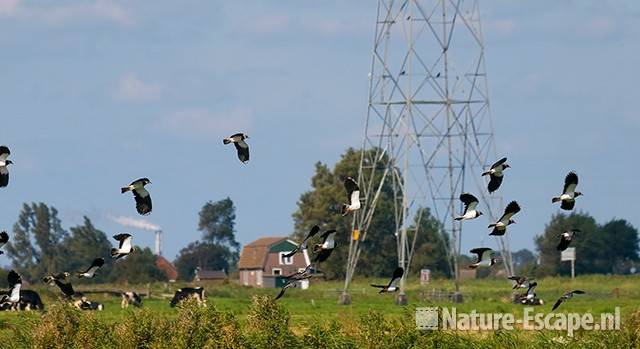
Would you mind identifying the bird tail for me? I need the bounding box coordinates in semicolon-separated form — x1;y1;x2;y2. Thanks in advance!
110;248;119;258
121;187;131;194
223;138;232;145
341;204;349;216
454;216;464;221
487;224;496;228
551;197;561;203
481;171;490;176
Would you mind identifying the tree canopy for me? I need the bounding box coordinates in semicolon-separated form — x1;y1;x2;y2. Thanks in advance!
535;212;639;276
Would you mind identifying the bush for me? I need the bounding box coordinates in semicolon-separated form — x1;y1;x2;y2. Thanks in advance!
169;298;243;349
244;295;299;348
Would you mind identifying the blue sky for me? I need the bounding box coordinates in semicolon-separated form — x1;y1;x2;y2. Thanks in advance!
0;1;638;266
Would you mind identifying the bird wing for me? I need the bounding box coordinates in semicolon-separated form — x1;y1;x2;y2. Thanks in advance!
470;248;492;263
0;231;8;246
53;279;75;297
490;157;507;169
229;133;244;141
313;247;335;263
321;230;336;247
562;172;579;194
283;226;320;258
387;267;404;288
133;188;152;215
92;257;105;268
233;141;250;163
0;167;8;187
274;284;291;300
552;298;563;311
0;146;10;162
499;201;520;223
344;177;359;199
370;284;386;289
487;175;503;193
571;290;585;295
560;200;575;210
557;235;571;251
120;235;133;251
459;193;479;212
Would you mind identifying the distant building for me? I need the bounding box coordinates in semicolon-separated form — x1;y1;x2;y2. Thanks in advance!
155;256;178;282
238;237;310;288
194;267;227;282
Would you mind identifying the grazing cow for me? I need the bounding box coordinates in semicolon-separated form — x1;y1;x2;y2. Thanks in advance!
169;287;206;307
73;296;103;311
121;291;142;308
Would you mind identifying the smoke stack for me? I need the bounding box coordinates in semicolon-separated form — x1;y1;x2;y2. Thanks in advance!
155;230;162;256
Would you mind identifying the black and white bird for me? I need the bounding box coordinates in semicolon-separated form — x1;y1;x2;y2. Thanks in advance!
1;270;22;306
468;248;498;269
557;229;581;251
284;264;316;282
508;275;533;290
552;290;585;311
111;233;134;260
488;201;520;236
522;281;539;304
77;258;105;278
121;178;152;215
43;272;75;299
0;146;13;188
283;225;320;259
274;279;298;301
370;267;404;293
223;133;250;163
341;177;361;216
313;230;337;263
482;157;510;193
552;172;582;211
0;231;8;255
455;193;483;221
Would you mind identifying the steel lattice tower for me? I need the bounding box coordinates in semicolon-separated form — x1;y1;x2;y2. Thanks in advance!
340;0;513;305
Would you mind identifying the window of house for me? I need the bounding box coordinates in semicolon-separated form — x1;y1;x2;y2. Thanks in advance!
272;268;282;276
279;252;293;265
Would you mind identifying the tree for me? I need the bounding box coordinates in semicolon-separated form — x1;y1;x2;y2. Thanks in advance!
109;247;165;284
512;249;537;276
62;216;114;283
535;212;639;276
292;148;451;279
174;198;241;280
5;203;68;282
174;242;234;281
409;208;451;278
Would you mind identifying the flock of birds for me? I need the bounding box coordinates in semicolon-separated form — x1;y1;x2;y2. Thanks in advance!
0;139;584;311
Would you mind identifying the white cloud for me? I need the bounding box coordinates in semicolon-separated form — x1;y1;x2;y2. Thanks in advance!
0;0;19;16
115;73;162;102
1;0;132;25
161;108;253;139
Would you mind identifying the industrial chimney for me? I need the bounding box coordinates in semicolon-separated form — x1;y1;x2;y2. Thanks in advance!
154;230;163;256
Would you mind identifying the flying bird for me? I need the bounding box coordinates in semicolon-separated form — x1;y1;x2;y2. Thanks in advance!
1;270;22;306
468;248;498;269
508;275;533;290
283;225;320;259
111;233;134;260
557;230;581;251
482;157;510;193
370;267;404;293
552;290;585;311
0;231;8;255
283;264;316;282
341;177;361;216
223;133;250;163
274;279;298;301
552;172;582;210
522;281;539;304
43;272;75;299
77;258;105;278
489;201;520;236
313;230;337;263
0;146;13;188
455;193;483;221
121;178;152;215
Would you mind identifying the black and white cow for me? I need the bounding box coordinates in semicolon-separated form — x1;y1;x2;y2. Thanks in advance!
0;290;44;311
121;291;142;308
169;287;206;307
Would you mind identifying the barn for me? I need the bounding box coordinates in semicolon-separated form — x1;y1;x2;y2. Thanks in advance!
238;237;310;288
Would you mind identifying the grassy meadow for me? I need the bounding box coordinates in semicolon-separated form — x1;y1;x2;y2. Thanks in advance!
0;274;638;348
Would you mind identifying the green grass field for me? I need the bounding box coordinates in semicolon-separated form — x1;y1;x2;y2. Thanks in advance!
0;274;639;348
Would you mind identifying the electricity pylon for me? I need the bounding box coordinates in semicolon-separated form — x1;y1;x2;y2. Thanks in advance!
340;0;513;305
